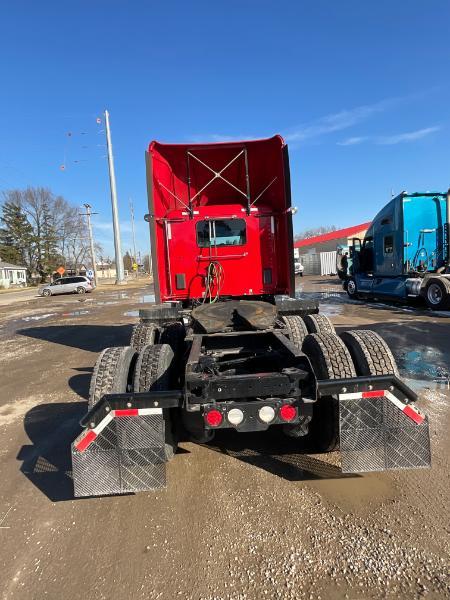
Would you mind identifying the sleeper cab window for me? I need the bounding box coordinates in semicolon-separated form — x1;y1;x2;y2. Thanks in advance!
384;235;394;254
196;219;246;247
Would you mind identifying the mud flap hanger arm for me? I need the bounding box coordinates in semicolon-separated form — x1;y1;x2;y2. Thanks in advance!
80;390;183;429
316;374;418;404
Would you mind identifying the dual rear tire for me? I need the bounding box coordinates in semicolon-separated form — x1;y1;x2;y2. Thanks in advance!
130;321;186;353
300;328;399;453
282;313;335;348
88;343;178;459
89;318;398;458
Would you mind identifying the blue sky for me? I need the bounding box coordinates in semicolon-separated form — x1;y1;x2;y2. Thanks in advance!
0;0;449;257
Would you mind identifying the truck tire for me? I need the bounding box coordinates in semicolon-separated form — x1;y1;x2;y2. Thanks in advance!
130;322;159;352
133;344;177;460
302;333;356;452
346;277;359;300
88;346;136;410
424;277;450;310
160;321;186;354
340;329;399;377
303;313;335;335
281;315;308;349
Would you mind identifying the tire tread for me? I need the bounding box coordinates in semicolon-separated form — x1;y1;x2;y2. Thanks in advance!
88;346;135;410
340;329;399;376
130;322;158;352
303;313;335;335
281;315;308;348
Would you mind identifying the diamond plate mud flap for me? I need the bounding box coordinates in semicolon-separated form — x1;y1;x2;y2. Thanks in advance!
71;408;166;497
338;390;431;473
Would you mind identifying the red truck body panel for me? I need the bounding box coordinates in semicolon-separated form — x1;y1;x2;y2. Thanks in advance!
146;135;294;303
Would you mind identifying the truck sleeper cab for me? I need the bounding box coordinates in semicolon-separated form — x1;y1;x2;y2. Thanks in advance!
147;136;294;304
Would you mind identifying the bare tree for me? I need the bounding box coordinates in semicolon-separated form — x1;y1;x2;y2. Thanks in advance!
1;187;102;281
295;225;337;242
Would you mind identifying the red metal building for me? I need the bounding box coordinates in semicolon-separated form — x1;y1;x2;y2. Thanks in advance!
294;222;371;275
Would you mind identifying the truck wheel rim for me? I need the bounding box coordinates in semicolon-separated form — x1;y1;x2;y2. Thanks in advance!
427;283;442;305
348;280;356;295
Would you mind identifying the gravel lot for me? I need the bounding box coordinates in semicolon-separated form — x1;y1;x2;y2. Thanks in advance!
0;276;448;600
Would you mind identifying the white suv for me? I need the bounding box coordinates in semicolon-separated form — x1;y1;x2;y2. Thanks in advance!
39;276;94;297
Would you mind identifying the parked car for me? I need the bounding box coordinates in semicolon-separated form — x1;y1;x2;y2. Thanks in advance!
39;276;94;297
294;260;304;276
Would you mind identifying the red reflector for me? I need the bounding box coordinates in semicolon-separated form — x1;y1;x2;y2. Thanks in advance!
403;404;425;425
115;408;139;417
205;409;223;427
279;404;297;422
75;430;97;452
362;390;385;398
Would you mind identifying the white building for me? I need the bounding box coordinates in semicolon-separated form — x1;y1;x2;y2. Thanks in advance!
96;261;117;279
0;261;27;288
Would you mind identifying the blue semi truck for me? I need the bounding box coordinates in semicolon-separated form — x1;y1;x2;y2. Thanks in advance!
344;190;450;310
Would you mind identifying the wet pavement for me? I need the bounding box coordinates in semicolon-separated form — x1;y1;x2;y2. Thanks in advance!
0;276;449;600
298;276;450;391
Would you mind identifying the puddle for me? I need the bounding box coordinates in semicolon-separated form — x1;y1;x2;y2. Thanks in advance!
21;313;57;322
139;294;155;303
317;304;345;317
123;293;155;317
397;349;450;391
403;377;450;393
295;283;450;317
105;292;129;300
398;349;448;379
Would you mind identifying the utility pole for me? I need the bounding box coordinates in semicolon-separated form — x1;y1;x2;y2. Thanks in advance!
80;203;98;287
130;198;138;278
104;109;126;284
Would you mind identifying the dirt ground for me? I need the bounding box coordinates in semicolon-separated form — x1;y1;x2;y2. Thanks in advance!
0;275;449;600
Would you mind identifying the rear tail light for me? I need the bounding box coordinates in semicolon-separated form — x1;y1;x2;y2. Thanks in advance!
258;406;276;423
227;408;244;426
279;404;297;422
205;409;223;427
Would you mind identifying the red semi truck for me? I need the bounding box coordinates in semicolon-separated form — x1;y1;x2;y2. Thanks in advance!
71;136;430;497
